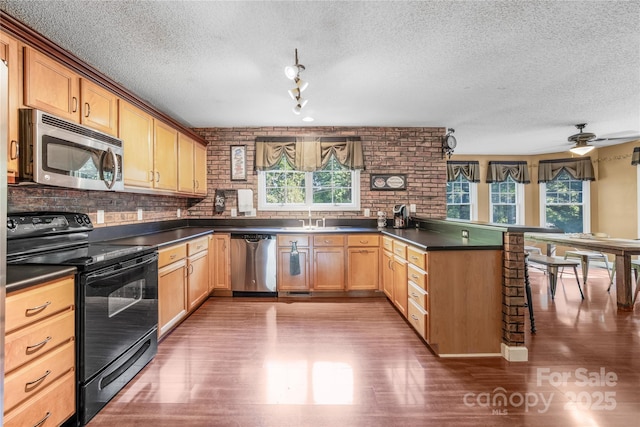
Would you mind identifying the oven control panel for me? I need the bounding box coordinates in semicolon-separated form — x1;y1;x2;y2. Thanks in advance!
7;212;93;238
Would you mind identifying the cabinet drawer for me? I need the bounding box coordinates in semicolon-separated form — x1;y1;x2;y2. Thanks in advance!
347;234;380;247
4;340;75;413
3;369;75;427
278;234;309;247
159;243;187;267
408;299;429;341
407;264;428;291
407;246;427;270
392;240;407;259
5;276;74;333
313;234;345;247
382;236;394;251
408;281;428;310
187;236;209;256
5;309;75;373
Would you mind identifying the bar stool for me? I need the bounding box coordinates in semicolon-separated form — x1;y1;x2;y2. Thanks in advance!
524;252;536;333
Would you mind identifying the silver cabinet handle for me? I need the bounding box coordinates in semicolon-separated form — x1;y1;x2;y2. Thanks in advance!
26;370;52;387
26;336;52;351
411;314;419;321
84;102;91;117
10;140;18;160
156;171;160;182
411;292;418;298
411;274;419;280
33;411;52;427
72;97;78;112
360;240;369;244
149;170;154;182
26;301;51;314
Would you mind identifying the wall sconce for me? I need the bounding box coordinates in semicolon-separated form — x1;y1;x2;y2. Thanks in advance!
443;128;457;159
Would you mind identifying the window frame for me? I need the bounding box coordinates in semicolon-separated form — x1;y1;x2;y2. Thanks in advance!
257;157;361;212
489;176;525;225
446;174;478;221
539;170;591;233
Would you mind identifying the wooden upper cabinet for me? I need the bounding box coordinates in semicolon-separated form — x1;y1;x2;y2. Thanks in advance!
194;141;207;195
178;132;207;195
1;31;20;183
178;133;195;193
119;100;154;189
23;46;80;121
80;78;118;135
153;120;178;191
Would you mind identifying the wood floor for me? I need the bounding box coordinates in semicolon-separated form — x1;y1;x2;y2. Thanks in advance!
87;269;640;427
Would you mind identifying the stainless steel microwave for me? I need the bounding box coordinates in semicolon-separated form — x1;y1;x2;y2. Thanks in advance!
19;109;124;191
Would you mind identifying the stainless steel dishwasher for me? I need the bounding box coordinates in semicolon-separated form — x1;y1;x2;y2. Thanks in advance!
230;233;277;296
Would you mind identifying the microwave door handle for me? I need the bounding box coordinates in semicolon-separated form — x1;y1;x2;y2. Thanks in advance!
104;147;117;190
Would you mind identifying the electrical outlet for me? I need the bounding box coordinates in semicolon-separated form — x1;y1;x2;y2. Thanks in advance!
461;229;469;238
364;208;371;217
137;208;143;221
96;210;104;224
177;208;181;218
231;208;237;217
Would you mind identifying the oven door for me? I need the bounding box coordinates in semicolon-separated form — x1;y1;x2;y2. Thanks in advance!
80;252;158;381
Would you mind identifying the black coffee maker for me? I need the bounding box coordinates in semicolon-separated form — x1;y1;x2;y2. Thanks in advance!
393;204;409;229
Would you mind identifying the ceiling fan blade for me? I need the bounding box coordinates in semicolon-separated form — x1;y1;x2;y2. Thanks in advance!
592;135;640;143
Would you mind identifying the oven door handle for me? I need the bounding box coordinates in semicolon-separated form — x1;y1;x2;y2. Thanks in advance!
85;254;158;281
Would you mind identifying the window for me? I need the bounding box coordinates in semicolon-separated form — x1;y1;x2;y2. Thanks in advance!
489;176;524;224
540;169;590;233
446;174;477;220
258;155;360;211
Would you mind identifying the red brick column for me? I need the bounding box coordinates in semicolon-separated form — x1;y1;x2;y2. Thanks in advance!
502;232;526;347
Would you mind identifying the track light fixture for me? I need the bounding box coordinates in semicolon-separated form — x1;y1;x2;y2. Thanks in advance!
285;48;309;116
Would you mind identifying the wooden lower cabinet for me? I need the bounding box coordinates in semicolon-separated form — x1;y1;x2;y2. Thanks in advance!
392;256;408;317
187;249;209;312
278;247;310;291
4;275;76;426
347;234;380;291
158;257;187;338
312;234;345;291
382;250;394;299
210;234;230;291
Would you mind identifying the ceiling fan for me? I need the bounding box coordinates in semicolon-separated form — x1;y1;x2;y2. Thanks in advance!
567;123;640;155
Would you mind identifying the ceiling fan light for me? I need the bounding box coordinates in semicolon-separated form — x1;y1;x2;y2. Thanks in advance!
569;144;595;156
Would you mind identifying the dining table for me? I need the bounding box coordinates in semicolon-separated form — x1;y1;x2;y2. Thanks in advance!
525;232;640;311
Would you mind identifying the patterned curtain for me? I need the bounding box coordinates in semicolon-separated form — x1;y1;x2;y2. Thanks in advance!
538;158;595;183
486;161;530;184
255;137;364;171
632;147;640;166
446;161;480;182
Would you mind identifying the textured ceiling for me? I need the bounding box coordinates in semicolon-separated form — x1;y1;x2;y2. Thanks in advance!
1;0;639;155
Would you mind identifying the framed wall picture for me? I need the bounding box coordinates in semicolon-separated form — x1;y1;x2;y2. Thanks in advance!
370;174;407;190
230;145;247;181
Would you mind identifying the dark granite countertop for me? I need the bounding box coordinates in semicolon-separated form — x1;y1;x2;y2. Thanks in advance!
6;265;77;294
382;228;502;251
107;227;214;248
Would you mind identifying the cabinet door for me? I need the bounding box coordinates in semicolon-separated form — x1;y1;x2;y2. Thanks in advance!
278;247;310;291
80;78;118;135
187;251;209;311
23;46;79;121
1;31;19;183
347;247;379;290
153;120;178;191
158;261;187;338
210;234;230;291
382;250;394;299
178;133;195;193
119;100;154;189
313;247;345;291
392;256;408;317
194;142;207;195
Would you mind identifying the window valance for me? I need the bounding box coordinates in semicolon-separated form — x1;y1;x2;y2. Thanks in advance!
538;158;595;183
446;161;480;182
632;147;639;166
254;136;365;172
486;161;530;184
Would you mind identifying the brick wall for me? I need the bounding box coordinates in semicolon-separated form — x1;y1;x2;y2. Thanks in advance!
190;126;447;220
6;126;447;225
502;232;526;347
